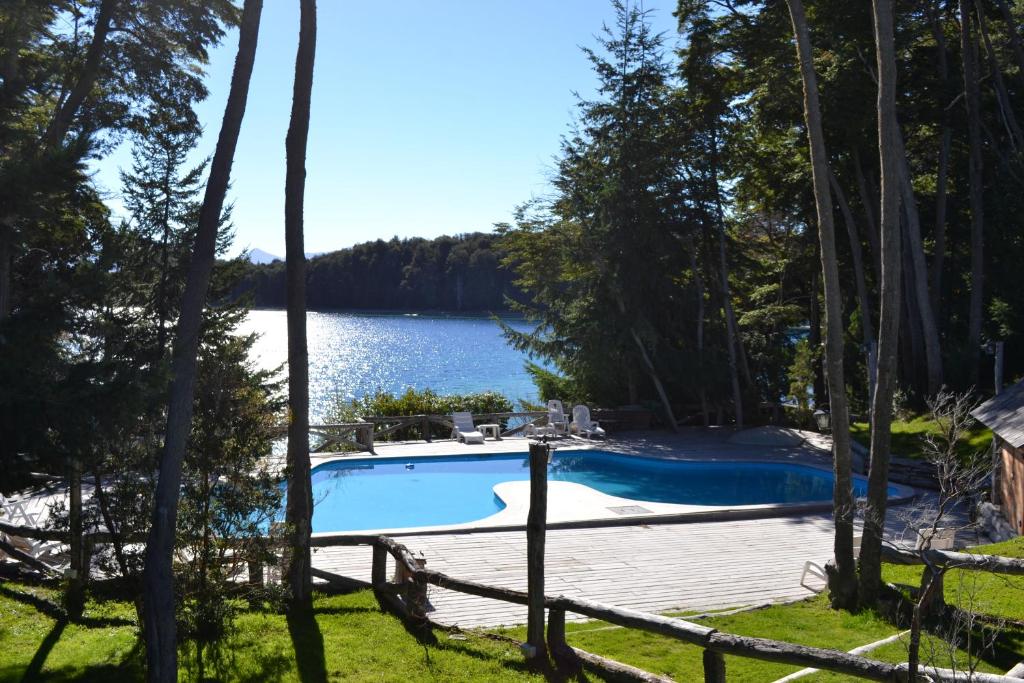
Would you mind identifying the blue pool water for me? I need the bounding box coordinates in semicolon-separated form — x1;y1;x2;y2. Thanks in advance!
308;451;882;532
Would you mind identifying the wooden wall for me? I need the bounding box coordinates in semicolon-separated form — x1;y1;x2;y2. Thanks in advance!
1000;438;1024;535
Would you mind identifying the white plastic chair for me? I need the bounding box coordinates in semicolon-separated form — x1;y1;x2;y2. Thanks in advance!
570;405;605;440
547;400;569;436
800;533;862;591
451;412;484;444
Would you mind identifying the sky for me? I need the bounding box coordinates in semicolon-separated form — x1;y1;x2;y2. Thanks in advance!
93;1;682;258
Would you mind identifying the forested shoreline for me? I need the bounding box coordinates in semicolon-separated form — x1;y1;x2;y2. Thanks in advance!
233;232;521;311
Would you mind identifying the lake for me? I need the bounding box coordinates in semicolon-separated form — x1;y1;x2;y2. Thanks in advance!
237;310;543;421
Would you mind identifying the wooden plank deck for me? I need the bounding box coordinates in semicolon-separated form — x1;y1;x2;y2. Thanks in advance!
312;513;841;628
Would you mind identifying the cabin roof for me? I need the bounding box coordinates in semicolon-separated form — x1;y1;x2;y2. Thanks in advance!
971;380;1024;449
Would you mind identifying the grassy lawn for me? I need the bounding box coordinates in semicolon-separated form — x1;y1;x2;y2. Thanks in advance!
850;415;992;460
0;583;560;682
503;593;1023;682
882;536;1024;623
3;539;1023;681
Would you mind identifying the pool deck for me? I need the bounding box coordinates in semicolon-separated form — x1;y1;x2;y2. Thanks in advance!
307;428;962;628
3;427;971;629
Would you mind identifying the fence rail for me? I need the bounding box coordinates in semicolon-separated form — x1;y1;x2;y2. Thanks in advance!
309;532;1021;683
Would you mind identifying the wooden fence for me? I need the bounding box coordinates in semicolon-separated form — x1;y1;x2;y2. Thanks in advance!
304;443;1024;683
309;532;1022;683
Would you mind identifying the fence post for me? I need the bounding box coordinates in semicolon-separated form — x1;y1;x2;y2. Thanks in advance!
703;649;726;683
372;543;387;589
526;442;549;661
421;417;431;442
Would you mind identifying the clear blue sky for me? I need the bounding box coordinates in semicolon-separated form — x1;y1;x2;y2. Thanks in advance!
94;1;681;258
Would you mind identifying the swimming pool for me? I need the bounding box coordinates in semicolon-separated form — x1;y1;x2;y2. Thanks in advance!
307;450;894;533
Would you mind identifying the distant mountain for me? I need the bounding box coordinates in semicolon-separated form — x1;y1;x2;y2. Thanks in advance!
248;248;281;264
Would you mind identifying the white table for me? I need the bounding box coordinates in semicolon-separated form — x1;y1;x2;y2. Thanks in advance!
479;423;501;440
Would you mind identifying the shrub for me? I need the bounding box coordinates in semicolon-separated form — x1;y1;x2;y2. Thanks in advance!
329;388;514;441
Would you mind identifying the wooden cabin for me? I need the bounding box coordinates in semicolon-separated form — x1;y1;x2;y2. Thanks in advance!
972;380;1024;536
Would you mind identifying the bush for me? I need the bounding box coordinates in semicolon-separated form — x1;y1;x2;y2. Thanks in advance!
330;388;514;441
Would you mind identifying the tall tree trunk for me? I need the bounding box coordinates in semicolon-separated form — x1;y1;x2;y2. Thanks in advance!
975;0;1024;150
66;460;85;619
961;0;985;387
895;135;943;395
0;223;10;322
861;0;903;607
284;0;317;612
786;0;857;609
687;240;710;426
629;327;680;432
829;168;875;347
853;148;881;276
930;1;951;319
41;0;119;148
995;0;1024;82
142;3;263;681
808;264;826;405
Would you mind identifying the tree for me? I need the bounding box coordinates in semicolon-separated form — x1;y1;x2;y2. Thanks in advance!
784;0;858;610
500;1;687;426
960;0;985;387
860;0;903;607
284;0;317;612
142;1;263;679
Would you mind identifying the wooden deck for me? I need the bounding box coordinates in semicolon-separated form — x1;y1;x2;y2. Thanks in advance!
313;513;841;628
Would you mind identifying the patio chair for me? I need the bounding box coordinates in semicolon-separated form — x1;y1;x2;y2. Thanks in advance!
0;493;63;565
451;412;484;444
800;533;862;591
547;400;569;436
0;494;42;528
570;405;606;440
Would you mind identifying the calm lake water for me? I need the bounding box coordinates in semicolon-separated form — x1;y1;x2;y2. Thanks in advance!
237;310;541;421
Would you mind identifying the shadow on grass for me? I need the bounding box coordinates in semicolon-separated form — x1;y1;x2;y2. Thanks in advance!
0;584;133;629
286;607;327;683
19;619;65;682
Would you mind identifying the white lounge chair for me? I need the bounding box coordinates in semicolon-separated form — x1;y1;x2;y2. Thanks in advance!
0;493;63;564
1;493;44;528
547;400;569;436
570;405;605;439
451;412;484;444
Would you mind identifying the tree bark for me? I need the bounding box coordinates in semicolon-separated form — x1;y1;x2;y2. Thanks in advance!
895;130;943;395
629;327;680;432
930;1;951;318
142;3;263;681
41;0;119;148
995;0;1024;83
284;0;317;612
66;460;85;620
861;0;903;607
786;0;857;610
975;0;1024;150
688;240;710;426
828;168;875;347
711;128;751;427
961;0;985;387
852;148;881;276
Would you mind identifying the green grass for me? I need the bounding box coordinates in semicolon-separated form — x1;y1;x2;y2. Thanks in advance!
501;592;1023;682
882;536;1024;622
850;415;992;460
0;583;560;682
4;537;1024;682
